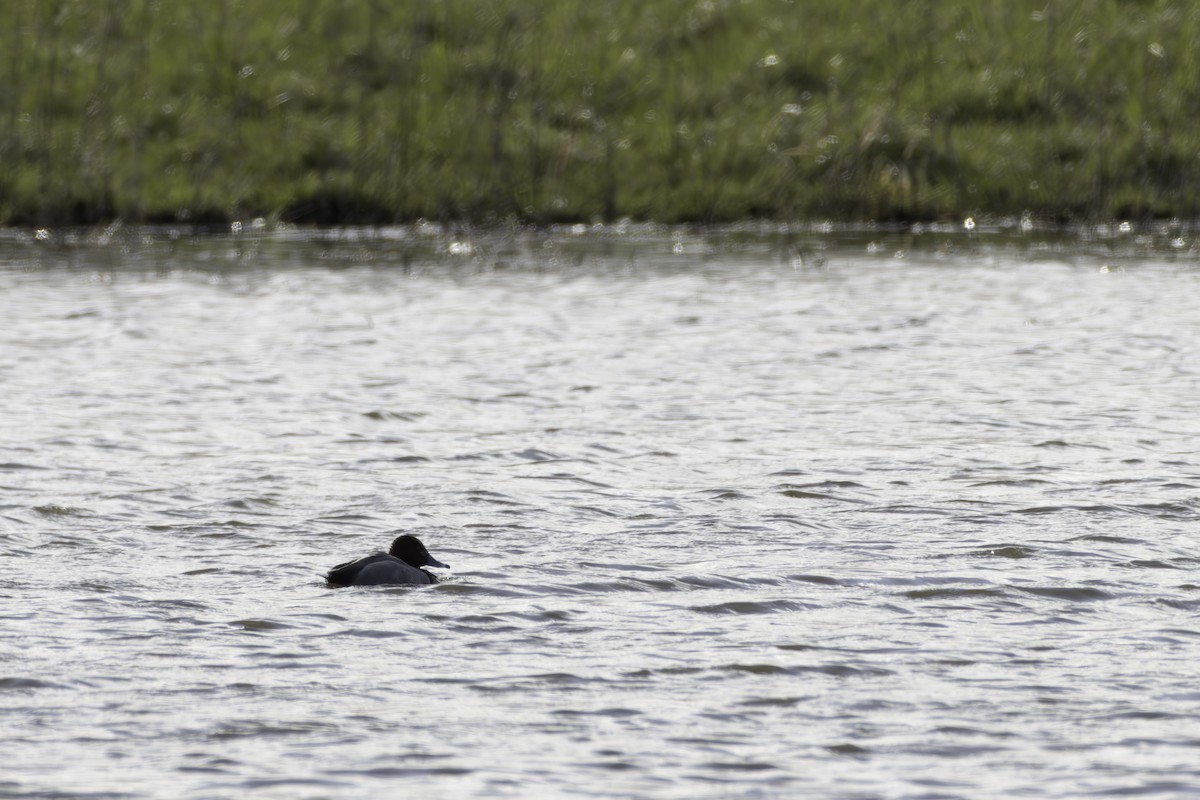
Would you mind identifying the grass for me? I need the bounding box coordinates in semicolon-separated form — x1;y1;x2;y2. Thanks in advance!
3;0;1200;226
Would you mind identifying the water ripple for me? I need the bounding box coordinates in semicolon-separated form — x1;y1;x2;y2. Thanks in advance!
3;235;1200;798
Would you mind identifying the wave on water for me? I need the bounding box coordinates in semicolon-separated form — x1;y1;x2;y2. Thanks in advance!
4;239;1200;798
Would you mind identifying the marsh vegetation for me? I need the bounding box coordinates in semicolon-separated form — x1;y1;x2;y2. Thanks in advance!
3;0;1198;225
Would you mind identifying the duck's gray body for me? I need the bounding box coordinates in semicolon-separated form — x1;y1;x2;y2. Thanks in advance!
326;534;449;587
326;553;436;586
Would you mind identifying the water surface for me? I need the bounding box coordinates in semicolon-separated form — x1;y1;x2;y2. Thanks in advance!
2;225;1199;798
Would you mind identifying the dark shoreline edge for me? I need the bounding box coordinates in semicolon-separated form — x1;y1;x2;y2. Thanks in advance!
4;216;1196;253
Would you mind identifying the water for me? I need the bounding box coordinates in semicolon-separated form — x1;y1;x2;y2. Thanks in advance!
2;225;1199;798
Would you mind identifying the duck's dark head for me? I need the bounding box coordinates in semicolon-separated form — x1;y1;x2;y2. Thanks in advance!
389;534;449;569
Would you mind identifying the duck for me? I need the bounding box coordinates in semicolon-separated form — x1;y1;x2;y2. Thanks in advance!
326;534;449;587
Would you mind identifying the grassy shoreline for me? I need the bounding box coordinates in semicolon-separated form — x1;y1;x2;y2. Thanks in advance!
3;1;1199;227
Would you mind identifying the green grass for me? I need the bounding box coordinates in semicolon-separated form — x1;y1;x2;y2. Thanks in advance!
3;0;1200;226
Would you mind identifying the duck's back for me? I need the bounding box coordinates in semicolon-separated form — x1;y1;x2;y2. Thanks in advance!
326;552;435;586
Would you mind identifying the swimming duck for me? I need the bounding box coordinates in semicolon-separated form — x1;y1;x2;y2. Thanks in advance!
326;534;449;587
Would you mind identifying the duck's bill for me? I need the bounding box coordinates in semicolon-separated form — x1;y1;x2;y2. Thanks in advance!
425;557;450;569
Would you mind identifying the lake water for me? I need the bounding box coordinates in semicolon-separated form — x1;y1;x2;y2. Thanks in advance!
2;223;1199;798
